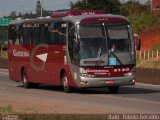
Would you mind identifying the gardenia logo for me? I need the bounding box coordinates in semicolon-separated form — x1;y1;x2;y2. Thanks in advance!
85;69;110;73
13;49;29;57
30;44;49;72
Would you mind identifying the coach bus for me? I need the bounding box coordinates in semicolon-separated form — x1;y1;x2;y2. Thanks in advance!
8;10;140;93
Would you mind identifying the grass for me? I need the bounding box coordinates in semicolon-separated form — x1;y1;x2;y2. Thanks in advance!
0;51;8;59
0;57;8;69
0;105;36;114
0;105;14;113
0;105;109;120
136;60;160;69
152;42;160;50
0;114;109;120
129;13;160;33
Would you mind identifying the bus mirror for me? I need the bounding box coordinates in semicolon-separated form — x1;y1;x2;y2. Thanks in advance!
73;34;77;39
134;34;141;50
1;42;8;51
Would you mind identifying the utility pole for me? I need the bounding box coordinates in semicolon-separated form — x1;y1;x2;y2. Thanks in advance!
36;0;43;17
86;0;88;10
40;0;43;17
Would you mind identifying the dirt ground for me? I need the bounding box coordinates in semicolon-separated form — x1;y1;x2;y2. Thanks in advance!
140;28;160;50
0;57;8;69
0;93;138;114
137;68;160;85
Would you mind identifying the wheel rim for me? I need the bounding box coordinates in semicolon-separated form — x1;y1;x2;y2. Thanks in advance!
23;74;27;84
63;76;68;88
23;73;28;88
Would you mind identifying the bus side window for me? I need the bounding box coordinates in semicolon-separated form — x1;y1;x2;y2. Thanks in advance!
49;23;56;44
68;22;79;64
15;25;22;45
29;27;34;45
34;26;40;45
55;22;66;44
22;25;31;45
40;24;49;44
19;26;23;45
8;25;16;45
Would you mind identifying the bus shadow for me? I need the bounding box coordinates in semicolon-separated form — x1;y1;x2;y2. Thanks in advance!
76;87;160;95
17;84;63;92
17;84;160;95
118;87;160;94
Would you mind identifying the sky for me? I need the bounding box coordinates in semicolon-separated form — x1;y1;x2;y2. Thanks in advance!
0;0;149;17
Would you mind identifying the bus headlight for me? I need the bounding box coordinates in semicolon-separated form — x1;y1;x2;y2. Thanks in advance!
80;73;95;78
123;67;136;76
123;72;135;76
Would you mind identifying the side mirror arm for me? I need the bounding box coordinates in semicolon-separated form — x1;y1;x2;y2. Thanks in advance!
134;34;141;50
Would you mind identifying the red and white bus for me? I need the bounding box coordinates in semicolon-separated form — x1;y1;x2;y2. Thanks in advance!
8;10;140;93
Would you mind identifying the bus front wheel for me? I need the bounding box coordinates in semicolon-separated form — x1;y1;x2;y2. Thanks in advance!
62;73;72;93
22;71;31;89
108;86;119;94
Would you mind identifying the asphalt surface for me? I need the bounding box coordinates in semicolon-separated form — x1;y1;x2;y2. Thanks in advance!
0;69;160;113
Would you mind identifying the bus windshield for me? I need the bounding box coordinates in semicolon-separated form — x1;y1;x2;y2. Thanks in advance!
79;24;134;66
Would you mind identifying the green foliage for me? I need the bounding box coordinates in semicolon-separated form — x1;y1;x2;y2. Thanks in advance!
0;51;8;58
0;105;13;113
0;28;7;49
128;13;160;33
137;60;160;69
70;0;121;14
152;42;160;50
70;0;160;34
119;1;148;16
0;29;7;40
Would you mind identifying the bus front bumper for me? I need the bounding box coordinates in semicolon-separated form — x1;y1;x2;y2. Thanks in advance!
78;75;135;88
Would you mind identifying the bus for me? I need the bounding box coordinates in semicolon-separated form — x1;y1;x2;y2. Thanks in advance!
8;10;140;93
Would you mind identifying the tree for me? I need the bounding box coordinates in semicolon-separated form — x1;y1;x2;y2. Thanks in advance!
17;12;23;17
70;0;121;14
144;0;151;14
9;11;17;18
120;1;146;16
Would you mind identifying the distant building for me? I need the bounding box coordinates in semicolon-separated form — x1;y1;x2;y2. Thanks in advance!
151;0;160;15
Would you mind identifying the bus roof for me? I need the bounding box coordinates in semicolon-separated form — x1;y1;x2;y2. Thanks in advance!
9;19;25;25
9;10;129;25
63;14;129;24
51;10;106;18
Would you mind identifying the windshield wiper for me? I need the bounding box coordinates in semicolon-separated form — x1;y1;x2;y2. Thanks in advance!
97;46;102;58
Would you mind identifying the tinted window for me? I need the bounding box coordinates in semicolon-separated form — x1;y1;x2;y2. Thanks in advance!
33;24;40;45
40;24;49;44
79;24;104;38
22;24;31;45
68;22;79;64
106;25;130;52
49;22;66;44
8;25;16;45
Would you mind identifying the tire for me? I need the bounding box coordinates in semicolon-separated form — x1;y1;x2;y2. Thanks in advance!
31;83;39;88
22;71;31;89
108;86;119;94
62;73;72;93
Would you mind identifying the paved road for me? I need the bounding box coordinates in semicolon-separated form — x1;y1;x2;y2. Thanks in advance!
0;69;160;114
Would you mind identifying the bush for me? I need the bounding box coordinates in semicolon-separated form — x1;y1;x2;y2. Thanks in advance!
128;13;160;33
152;42;160;50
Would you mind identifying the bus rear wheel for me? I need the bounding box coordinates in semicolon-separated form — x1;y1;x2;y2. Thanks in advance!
62;73;72;93
108;86;119;94
22;71;31;89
